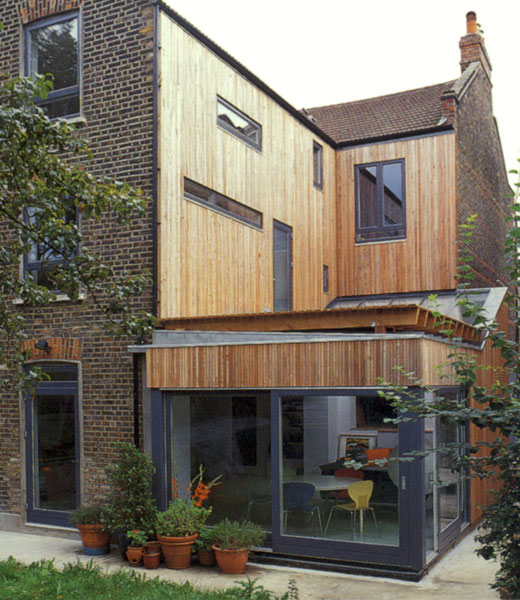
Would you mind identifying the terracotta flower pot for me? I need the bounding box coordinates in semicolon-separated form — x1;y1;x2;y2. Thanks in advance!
197;548;217;567
126;545;143;565
77;524;111;556
157;533;198;569
212;545;249;574
143;550;161;569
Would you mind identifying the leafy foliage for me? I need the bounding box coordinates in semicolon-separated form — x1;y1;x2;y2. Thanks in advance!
380;163;520;597
0;558;290;599
104;442;157;535
69;505;107;526
156;498;212;537
0;75;154;391
211;518;265;551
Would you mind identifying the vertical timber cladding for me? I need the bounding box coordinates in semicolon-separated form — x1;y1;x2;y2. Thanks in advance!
157;10;337;320
146;337;461;389
335;134;458;296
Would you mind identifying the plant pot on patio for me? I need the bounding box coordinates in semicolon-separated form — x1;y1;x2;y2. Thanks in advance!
70;506;111;556
157;533;198;569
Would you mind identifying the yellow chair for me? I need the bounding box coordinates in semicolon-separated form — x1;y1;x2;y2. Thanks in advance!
324;480;378;537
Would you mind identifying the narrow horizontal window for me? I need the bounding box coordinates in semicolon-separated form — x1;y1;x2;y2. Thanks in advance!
184;178;263;229
355;159;406;243
313;141;323;189
217;96;262;151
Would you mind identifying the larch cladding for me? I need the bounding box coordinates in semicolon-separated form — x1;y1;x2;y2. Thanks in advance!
456;67;510;289
0;0;155;513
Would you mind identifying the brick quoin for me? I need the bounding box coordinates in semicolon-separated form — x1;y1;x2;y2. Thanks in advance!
0;0;155;515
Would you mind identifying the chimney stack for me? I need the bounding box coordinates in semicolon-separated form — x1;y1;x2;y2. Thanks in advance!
459;11;492;81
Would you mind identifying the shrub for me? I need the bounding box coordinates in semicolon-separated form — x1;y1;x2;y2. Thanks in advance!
156;498;211;537
211;519;265;551
69;505;107;526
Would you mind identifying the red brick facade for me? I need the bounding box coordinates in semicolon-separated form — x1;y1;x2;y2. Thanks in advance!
0;0;155;514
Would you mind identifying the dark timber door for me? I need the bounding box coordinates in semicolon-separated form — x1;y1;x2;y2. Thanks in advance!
25;364;79;526
273;220;292;312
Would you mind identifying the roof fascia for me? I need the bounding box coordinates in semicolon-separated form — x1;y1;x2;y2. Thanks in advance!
153;0;336;148
335;125;454;150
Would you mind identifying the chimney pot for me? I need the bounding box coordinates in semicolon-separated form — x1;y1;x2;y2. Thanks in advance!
466;11;478;34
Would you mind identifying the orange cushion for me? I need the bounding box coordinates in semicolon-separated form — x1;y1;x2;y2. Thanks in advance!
365;448;391;466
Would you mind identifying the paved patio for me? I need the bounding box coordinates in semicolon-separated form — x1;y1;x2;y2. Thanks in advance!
0;528;499;599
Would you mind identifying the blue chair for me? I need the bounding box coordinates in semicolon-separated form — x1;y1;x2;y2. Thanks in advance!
283;482;322;534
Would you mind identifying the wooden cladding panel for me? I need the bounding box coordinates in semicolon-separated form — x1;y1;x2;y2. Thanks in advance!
469;302;509;521
158;13;336;320
335;135;457;296
146;337;461;389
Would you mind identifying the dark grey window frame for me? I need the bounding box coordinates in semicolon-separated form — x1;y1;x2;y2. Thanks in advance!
216;96;262;151
313;141;323;190
184;178;263;230
23;206;79;289
24;11;81;118
355;159;406;243
25;363;80;527
323;264;329;293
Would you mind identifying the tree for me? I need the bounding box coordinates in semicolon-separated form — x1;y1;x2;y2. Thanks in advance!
0;75;154;390
377;163;520;597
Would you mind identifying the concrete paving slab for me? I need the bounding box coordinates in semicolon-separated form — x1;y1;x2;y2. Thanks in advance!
0;528;499;599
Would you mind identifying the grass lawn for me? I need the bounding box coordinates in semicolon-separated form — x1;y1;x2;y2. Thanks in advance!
0;558;296;599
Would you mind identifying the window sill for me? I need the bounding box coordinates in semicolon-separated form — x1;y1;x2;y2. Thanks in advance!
13;292;86;305
355;237;407;247
64;114;87;127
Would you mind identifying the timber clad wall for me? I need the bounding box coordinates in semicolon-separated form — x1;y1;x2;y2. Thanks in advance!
146;337;460;389
157;11;337;320
335;134;458;296
0;0;154;513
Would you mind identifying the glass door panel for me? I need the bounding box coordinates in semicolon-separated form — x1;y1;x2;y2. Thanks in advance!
34;394;76;511
168;393;272;532
26;364;78;526
280;395;400;547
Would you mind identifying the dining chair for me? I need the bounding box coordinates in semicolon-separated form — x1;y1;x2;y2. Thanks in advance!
283;482;323;534
324;479;378;537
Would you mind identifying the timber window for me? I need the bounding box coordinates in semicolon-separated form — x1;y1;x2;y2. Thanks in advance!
217;96;262;151
313;142;323;189
184;178;263;229
355;159;406;243
25;12;81;118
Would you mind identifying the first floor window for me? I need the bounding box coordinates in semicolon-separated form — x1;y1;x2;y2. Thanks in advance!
313;141;323;189
355;159;406;243
25;12;81;118
217;96;262;151
23;205;78;290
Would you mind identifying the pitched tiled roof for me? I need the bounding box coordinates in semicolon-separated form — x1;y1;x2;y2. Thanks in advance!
305;80;456;145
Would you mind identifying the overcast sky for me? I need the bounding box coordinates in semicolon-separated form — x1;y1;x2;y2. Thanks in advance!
166;0;519;183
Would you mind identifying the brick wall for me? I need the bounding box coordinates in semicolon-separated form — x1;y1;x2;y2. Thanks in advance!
0;0;155;514
456;66;510;289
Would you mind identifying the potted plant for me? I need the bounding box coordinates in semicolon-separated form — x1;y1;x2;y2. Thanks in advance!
195;526;217;566
156;498;211;569
70;505;111;556
143;540;161;570
104;442;157;559
156;465;220;570
211;518;265;575
126;528;147;565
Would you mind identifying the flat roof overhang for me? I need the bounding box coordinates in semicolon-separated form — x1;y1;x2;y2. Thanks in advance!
143;332;466;390
157;305;481;345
